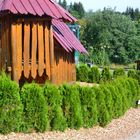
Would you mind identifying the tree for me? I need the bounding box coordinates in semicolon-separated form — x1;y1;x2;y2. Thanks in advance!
81;9;140;64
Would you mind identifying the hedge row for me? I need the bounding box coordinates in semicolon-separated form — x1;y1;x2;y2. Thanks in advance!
0;73;140;134
76;65;140;84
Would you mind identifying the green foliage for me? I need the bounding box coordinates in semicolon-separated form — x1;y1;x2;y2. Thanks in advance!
0;73;22;134
135;70;140;85
60;84;83;129
79;87;98;128
100;85;113;121
20;83;48;132
128;69;136;79
81;9;140;64
101;67;112;82
113;68;125;78
94;87;110;127
43;83;67;131
88;66;100;83
76;65;89;82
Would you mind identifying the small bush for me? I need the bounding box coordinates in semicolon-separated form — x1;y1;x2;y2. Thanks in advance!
113;68;125;78
100;85;113;121
135;70;140;85
20;83;48;132
100;67;112;83
88;66;100;83
0;73;22;134
94;87;110;127
128;70;136;79
60;84;83;129
76;65;89;82
43;83;67;131
79;87;98;128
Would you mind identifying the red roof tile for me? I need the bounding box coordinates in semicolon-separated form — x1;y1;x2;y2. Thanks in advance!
0;0;77;22
52;19;88;54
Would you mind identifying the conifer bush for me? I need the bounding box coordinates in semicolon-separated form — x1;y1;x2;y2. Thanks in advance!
100;85;113;121
79;86;98;128
60;84;83;129
101;67;112;83
0;73;23;134
94;87;110;127
76;65;89;82
113;68;125;78
136;70;140;85
43;83;67;131
88;66;100;83
128;70;136;79
20;83;48;132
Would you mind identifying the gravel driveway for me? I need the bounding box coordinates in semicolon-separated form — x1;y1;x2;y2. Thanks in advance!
0;108;140;140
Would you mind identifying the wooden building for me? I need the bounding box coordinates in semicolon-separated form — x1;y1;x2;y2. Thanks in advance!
0;0;87;85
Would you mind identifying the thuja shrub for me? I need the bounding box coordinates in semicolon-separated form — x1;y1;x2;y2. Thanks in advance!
0;73;23;134
135;70;140;85
88;66;100;83
128;70;136;79
94;87;110;127
113;68;125;78
76;65;89;82
43;83;67;131
100;67;112;83
60;84;83;129
20;83;48;132
100;85;113;121
79;86;98;128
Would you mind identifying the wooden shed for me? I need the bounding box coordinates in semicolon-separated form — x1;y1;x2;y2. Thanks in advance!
0;0;87;85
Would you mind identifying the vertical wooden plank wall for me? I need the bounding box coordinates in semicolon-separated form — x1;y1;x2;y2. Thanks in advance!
11;19;51;82
54;45;76;85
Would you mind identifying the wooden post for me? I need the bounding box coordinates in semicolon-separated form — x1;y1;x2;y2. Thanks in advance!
49;25;55;83
11;23;18;83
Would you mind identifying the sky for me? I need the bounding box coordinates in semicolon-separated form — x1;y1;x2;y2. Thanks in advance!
66;0;140;12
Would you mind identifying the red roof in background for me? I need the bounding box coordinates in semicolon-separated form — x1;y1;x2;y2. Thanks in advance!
0;0;77;22
52;19;88;54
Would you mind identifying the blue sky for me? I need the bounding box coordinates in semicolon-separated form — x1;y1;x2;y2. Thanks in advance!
66;0;140;12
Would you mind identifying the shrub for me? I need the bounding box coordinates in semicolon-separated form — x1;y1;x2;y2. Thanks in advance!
113;68;125;78
88;66;100;83
135;70;140;85
94;87;110;127
100;67;112;83
100;85;113;121
60;84;83;129
128;70;136;79
0;73;22;134
20;83;48;132
43;83;67;131
76;65;89;82
79;87;98;128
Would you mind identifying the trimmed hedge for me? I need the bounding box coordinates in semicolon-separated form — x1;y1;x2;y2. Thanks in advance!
88;66;100;83
79;87;98;128
0;73;23;134
101;67;112;83
60;84;83;129
113;68;125;78
43;83;67;131
0;73;140;134
20;83;48;132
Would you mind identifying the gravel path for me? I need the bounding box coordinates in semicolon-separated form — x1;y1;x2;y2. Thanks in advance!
0;108;140;140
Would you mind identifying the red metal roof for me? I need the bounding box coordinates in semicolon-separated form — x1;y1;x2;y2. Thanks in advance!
0;0;77;22
52;19;88;54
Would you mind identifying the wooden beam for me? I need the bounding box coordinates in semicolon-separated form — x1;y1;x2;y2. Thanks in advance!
31;22;37;79
11;23;18;82
24;21;30;78
49;25;55;83
38;21;44;77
